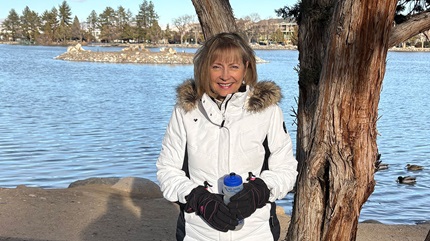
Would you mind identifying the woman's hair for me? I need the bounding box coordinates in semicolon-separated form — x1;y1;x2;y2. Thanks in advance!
193;32;257;99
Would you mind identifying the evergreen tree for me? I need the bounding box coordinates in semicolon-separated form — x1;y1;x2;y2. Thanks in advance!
20;6;40;43
116;6;134;42
40;7;58;43
71;16;82;41
163;24;173;43
136;0;149;42
2;9;21;41
57;0;72;41
147;1;161;43
86;10;98;42
98;7;117;42
136;0;159;42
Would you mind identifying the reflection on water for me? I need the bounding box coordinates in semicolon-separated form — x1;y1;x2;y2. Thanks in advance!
0;45;429;224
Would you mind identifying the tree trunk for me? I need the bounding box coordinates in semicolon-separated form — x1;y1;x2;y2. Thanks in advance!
191;0;237;39
287;1;397;240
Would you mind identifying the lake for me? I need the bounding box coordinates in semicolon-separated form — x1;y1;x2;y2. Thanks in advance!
0;44;429;225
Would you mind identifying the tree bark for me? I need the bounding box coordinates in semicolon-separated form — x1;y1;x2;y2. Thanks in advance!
191;0;237;39
287;1;397;240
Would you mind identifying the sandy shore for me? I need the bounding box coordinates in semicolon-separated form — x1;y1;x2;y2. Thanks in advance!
0;177;429;241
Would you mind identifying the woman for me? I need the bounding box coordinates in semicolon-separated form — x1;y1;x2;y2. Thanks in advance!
156;32;297;241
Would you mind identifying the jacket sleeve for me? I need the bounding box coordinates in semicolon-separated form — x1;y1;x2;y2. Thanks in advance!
260;105;298;202
156;105;198;204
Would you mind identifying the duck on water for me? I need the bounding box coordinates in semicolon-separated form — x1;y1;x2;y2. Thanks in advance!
397;176;417;184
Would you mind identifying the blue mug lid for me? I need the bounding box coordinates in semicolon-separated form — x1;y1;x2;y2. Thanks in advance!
223;172;243;186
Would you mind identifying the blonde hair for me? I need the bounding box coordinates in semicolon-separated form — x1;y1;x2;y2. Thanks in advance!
193;32;257;99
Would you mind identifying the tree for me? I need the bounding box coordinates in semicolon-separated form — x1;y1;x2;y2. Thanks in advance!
191;0;237;39
40;8;59;44
57;0;72;41
164;24;173;43
273;1;430;240
147;20;162;43
271;28;284;44
146;1;161;43
241;13;261;43
2;9;21;41
98;7;117;42
135;0;159;42
116;6;134;42
20;6;40;42
86;10;98;42
71;16;82;41
258;19;277;44
172;14;194;44
190;0;430;240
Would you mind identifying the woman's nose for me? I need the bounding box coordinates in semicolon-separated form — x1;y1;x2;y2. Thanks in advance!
221;69;230;80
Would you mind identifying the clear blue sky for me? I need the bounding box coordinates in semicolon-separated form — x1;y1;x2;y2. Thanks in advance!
0;0;297;28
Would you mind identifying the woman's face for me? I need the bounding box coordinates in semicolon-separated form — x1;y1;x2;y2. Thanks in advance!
209;52;247;100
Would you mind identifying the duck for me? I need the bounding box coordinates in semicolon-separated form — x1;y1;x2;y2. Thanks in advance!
374;153;388;172
376;162;389;171
374;160;389;172
397;176;417;184
406;164;424;171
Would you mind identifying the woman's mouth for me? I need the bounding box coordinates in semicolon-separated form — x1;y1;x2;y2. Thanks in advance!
219;83;233;88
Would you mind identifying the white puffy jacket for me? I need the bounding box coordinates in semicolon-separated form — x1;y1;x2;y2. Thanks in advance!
156;80;298;241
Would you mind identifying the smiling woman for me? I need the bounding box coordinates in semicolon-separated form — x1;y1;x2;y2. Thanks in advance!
156;32;298;241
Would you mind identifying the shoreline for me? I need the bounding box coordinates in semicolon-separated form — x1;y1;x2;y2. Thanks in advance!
0;177;429;241
2;41;430;52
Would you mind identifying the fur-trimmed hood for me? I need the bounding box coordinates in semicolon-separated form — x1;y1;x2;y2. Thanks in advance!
176;79;282;113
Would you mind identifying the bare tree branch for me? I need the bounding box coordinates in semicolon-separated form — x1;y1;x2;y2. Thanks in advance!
389;10;430;47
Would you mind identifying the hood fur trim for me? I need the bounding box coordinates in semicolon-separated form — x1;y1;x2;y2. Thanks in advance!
176;79;199;113
247;81;282;112
176;79;282;113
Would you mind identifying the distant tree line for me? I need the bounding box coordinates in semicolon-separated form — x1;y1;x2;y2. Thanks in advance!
0;0;178;44
1;0;300;46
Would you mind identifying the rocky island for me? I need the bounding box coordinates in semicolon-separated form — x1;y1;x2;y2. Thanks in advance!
54;43;270;64
55;43;195;64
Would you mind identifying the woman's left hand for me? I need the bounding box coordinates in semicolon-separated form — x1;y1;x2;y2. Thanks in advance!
227;178;270;219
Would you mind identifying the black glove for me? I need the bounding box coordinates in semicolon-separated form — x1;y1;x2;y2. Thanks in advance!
185;186;238;232
227;177;270;219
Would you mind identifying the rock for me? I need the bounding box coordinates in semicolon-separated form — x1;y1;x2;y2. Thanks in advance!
112;177;163;198
68;177;121;188
67;177;163;199
67;43;85;53
122;45;149;52
160;47;177;54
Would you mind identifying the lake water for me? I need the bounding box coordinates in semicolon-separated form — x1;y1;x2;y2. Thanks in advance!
0;44;429;225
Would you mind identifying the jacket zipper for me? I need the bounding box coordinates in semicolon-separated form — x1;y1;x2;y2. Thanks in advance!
220;95;233;128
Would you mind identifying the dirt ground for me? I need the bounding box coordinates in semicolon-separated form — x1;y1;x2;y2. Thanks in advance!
0;177;429;241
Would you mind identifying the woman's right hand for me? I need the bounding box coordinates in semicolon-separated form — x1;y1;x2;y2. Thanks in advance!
185;186;238;232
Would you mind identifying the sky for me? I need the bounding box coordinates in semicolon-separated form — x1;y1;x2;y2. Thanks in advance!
0;0;297;28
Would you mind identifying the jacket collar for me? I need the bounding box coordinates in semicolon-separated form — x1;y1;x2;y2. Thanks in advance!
176;79;282;113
